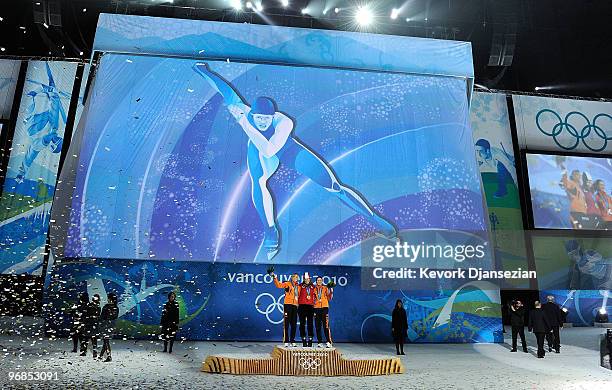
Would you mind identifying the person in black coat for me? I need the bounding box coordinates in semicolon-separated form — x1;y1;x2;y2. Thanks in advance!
529;301;551;358
508;300;528;353
391;299;408;355
98;293;119;362
160;291;180;353
70;293;89;353
542;295;563;353
80;294;101;358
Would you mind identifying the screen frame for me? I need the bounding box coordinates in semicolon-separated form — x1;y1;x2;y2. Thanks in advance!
58;51;479;263
521;148;612;235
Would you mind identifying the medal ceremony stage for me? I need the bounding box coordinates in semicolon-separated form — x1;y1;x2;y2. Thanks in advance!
0;2;611;390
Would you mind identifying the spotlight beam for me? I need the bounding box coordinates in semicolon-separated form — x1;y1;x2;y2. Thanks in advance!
355;6;374;27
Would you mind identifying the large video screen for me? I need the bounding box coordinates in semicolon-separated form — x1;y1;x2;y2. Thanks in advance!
63;53;486;264
526;153;612;230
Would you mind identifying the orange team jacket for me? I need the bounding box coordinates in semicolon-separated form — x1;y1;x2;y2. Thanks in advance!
273;276;299;305
561;175;587;213
314;285;333;308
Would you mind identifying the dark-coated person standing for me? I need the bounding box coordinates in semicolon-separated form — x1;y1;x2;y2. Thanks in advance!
80;294;101;358
542;295;563;353
528;301;551;358
70;292;89;353
99;293;119;362
161;291;180;353
391;299;408;355
508;299;528;353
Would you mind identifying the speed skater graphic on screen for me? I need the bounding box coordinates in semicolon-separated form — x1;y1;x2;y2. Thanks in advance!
16;62;68;183
194;62;398;260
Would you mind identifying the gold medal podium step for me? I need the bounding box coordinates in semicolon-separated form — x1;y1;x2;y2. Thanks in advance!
202;345;404;376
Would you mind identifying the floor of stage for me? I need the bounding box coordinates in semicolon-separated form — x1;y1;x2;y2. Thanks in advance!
0;326;610;389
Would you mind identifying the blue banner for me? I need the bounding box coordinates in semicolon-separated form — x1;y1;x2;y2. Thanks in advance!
44;259;502;343
0;61;77;275
93;14;474;81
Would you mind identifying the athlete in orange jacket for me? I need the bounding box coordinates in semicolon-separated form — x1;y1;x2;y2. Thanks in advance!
314;276;333;348
561;170;588;228
272;272;299;347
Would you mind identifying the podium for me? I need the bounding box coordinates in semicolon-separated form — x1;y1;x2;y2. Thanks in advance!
202;346;404;376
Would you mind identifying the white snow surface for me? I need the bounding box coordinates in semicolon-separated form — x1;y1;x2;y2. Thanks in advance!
0;323;610;389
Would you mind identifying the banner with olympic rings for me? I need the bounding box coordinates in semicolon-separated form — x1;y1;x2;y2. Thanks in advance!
44;259;502;343
513;95;612;154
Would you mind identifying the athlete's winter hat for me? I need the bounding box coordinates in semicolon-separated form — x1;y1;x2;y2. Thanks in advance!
251;96;276;115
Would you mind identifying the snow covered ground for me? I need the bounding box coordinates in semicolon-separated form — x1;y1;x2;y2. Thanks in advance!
0;323;610;389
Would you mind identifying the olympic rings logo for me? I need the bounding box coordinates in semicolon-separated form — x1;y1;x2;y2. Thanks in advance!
535;109;612;152
298;357;322;370
255;293;284;325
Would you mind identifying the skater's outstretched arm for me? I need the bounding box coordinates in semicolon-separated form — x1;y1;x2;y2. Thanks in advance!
193;62;248;120
24;88;42;122
194;62;293;157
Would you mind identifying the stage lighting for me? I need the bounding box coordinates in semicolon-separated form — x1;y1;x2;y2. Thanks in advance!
281;0;289;7
230;0;242;10
246;1;253;9
355;6;373;26
405;17;411;22
596;308;609;323
390;8;399;20
334;7;340;13
301;8;308;14
256;2;263;11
